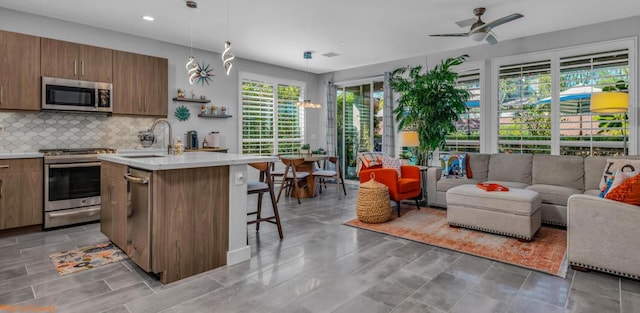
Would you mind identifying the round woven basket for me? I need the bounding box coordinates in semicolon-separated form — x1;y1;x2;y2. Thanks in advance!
356;173;391;223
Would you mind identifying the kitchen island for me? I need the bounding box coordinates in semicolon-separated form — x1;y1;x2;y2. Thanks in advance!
98;152;276;284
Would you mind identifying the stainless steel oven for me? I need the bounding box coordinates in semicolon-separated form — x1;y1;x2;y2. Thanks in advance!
41;148;117;229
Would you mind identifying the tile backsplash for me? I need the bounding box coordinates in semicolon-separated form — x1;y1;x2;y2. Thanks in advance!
0;112;165;152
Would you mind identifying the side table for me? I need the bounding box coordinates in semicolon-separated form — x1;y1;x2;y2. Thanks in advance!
417;165;429;205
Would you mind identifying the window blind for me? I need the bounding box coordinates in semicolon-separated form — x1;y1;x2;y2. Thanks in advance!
446;68;481;152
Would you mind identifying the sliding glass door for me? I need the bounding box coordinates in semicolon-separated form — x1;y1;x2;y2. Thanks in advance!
336;81;384;180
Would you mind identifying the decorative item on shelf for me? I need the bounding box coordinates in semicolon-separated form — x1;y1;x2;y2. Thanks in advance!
174;137;184;155
221;0;235;76
210;105;218;114
177;88;185;98
221;106;227;115
201;104;207;114
175;105;190;121
190;90;196;99
137;129;155;148
200;95;206;100
294;51;321;109
202;137;209;148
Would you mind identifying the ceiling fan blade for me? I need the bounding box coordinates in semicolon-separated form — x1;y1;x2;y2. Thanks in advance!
485;32;498;45
473;13;523;32
455;17;477;28
430;33;469;37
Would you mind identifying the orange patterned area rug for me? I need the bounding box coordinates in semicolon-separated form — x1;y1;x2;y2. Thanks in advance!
49;242;127;275
345;206;568;277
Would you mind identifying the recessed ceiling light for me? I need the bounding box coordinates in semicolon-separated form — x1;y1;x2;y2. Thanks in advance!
142;16;155;21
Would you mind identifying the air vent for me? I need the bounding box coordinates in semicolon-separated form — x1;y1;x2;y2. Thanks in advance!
322;52;340;58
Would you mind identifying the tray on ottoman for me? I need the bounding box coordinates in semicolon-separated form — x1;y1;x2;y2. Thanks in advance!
446;184;542;241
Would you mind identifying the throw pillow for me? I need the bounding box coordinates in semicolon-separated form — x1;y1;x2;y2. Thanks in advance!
599;174;616;198
440;154;467;178
382;156;402;177
606;171;639;197
358;152;382;169
599;159;640;190
466;154;473;179
605;173;640;205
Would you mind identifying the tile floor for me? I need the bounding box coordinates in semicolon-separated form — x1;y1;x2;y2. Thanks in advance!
0;184;639;312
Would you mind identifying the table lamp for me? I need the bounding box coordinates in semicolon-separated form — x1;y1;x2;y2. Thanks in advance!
590;92;629;154
399;131;419;164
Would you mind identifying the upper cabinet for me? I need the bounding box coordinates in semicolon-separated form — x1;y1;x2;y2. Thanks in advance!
0;30;40;111
41;38;113;83
113;51;168;116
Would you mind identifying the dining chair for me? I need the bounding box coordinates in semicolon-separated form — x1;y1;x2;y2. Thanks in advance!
313;157;347;199
277;157;310;204
247;162;283;239
270;154;285;188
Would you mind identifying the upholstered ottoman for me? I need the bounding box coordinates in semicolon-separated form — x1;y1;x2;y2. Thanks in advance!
446;184;542;241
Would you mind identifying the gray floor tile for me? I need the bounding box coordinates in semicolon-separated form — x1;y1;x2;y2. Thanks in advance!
386;241;433;261
297;276;372;313
391;299;445;313
25;260;58;275
517;271;571;307
103;307;132;313
57;282;153;313
0;269;61;295
0;286;34;304
357;238;407;260
572;270;620;300
621;277;640;294
410;271;474;311
362;270;430;308
15;280;112;308
170;280;266;313
126;277;223;313
250;257;322;288
622;290;640;313
566;288;620;313
350;256;410;284
32;262;130;297
507;296;568;313
490;261;532;276
402;250;461;279
444;254;494;282
449;291;508;313
469;266;528;303
277;302;313;313
0;265;27;281
246;273;327;311
331;295;393;313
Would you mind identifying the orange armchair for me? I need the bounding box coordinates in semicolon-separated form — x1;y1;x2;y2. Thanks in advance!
359;165;421;217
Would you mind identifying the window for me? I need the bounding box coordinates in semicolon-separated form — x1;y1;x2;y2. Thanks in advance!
497;59;552;154
558;49;629;156
241;74;305;155
446;67;481;152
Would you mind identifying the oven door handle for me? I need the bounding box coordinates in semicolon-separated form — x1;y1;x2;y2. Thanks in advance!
48;162;101;169
48;206;100;217
124;174;149;185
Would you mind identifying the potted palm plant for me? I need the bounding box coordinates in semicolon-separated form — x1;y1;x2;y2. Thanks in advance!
390;55;471;165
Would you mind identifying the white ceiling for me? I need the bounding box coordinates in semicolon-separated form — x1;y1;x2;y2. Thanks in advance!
1;0;640;74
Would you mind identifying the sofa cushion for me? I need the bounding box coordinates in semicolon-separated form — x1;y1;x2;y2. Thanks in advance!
440;154;467;178
600;159;640;189
584;156;608;191
382;156;402;177
488;153;532;184
467;153;491;181
526;184;581;206
532;155;584;191
437;178;481;192
398;178;420;194
484;180;529;189
605;173;640;205
583;189;601;197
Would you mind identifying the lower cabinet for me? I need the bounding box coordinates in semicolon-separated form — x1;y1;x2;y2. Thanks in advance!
100;161;127;249
0;158;43;230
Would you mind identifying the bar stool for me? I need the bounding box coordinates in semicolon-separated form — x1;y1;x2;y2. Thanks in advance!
247;162;283;239
277;158;310;204
313;157;347;199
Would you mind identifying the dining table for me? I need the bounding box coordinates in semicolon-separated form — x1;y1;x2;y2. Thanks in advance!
279;154;329;198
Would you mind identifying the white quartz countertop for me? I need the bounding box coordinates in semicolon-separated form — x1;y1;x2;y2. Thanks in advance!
0;152;44;159
98;152;277;171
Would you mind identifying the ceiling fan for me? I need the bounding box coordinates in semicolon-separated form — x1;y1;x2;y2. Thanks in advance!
430;7;524;45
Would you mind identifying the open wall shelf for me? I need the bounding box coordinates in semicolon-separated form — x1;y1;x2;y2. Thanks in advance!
197;114;232;118
172;97;211;104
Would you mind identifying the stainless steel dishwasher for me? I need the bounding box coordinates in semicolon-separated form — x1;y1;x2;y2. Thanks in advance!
124;168;152;272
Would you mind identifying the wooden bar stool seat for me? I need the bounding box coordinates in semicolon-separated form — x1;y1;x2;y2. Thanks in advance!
247;162;283;239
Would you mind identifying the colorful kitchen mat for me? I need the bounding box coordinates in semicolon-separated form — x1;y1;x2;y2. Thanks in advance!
344;206;568;277
49;242;127;275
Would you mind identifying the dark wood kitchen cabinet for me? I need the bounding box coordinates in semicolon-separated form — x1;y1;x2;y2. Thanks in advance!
100;161;127;249
0;30;40;111
0;158;43;230
112;50;168;116
41;38;113;83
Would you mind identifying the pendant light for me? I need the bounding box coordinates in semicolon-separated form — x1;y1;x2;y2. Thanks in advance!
185;1;199;84
294;51;321;109
221;0;235;75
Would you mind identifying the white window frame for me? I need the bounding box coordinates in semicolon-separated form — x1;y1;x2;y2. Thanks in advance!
238;71;306;155
445;60;485;153
490;38;636;154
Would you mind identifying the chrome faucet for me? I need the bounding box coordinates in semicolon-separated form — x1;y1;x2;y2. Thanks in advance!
151;118;174;155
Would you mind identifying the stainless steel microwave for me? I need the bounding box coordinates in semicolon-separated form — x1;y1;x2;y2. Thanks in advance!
42;77;113;113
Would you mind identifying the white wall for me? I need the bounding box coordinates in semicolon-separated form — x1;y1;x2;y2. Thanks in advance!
321;15;640;154
0;8;324;153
